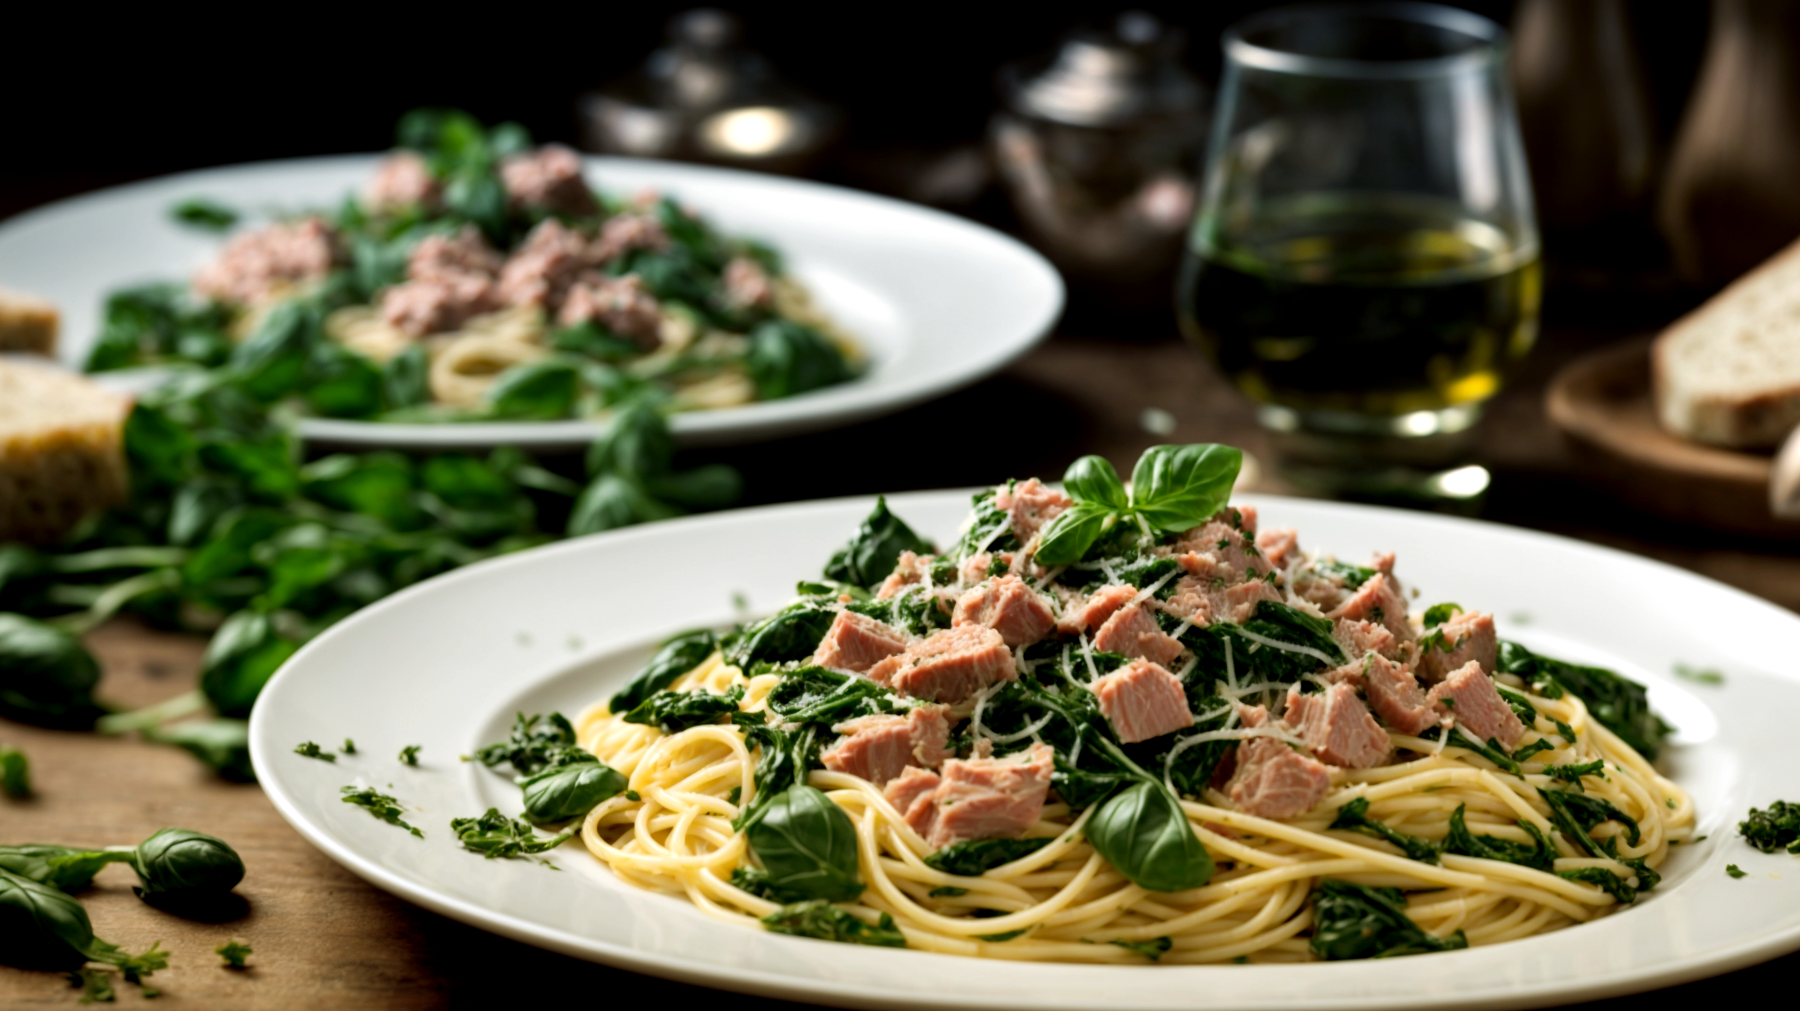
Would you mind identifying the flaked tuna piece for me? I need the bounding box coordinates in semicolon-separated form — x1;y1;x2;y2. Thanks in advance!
379;273;501;337
821;706;953;786
960;552;1003;583
589;213;669;264
1093;602;1184;666
1282;683;1391;769
558;273;663;347
812;610;909;673
1332;618;1404;663
500;144;598;216
1223;579;1282;623
1328;571;1414;644
994;478;1071;543
1347;653;1444;736
497;219;589;312
1429;661;1526;748
883;765;943;839
953;575;1055;648
1057;583;1138;635
1162;575;1218;625
192;218;338;305
1225;706;1330;820
870;625;1015;704
723;256;775;308
365;152;440;212
1418;610;1498;683
877;551;933;599
1256;527;1300;569
1092;659;1194;743
408;226;501;281
927;743;1054;848
1167;514;1272;583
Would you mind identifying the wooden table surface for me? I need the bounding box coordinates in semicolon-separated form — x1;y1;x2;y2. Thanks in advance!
6;323;1800;1008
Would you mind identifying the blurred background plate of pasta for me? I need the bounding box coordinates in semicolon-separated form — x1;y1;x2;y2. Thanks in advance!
249;490;1799;1011
0;155;1061;449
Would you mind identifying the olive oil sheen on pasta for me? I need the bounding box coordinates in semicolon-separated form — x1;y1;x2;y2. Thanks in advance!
1179;198;1541;418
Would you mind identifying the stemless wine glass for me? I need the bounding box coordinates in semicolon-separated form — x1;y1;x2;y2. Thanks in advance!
1178;2;1539;503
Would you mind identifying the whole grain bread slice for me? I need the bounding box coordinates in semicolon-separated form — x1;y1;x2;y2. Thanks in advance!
1653;237;1800;449
0;286;59;355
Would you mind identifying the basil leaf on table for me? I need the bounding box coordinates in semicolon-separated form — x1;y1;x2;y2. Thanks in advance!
143;720;255;783
0;613;105;729
518;753;628;823
199;611;302;720
1085;780;1213;892
822;497;934;589
0;845;131;893
609;630;718;714
0;867;170;977
1128;444;1242;533
130;828;246;902
745;784;864;903
0;744;28;798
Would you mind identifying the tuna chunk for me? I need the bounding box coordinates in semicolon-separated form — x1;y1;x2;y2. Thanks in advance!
993;478;1071;543
1166;510;1271;582
876;551;941;600
192;218;338;305
1057;584;1138;635
1226;727;1331;821
870;625;1015;704
1255;527;1300;569
1429;661;1526;748
1223;579;1282;623
379;273;500;336
926;743;1054;848
557;272;663;347
1092;659;1194;743
723;256;775;308
1163;575;1218;626
821;706;953;785
1093;603;1184;666
496;219;589;312
1418;610;1498;683
953;575;1055;648
365;152;440;213
500;144;598;216
1332;618;1404;663
1348;654;1444;736
408;226;501;281
1328;572;1414;644
589;213;669;264
1282;683;1391;769
883;765;943;839
812;610;909;673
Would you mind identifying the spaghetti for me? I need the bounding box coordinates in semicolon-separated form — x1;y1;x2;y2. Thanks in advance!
569;459;1692;963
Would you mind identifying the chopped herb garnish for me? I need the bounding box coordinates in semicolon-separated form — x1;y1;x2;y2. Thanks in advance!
341;738;357;754
216;940;252;968
1329;798;1440;863
928;886;968;898
0;743;29;798
450;808;574;864
1111;937;1173;960
624;790;642;802
1543;760;1606;789
399;745;421;766
760;900;906;947
340;786;422;837
1727;864;1747;879
1673;663;1724;686
295;741;335;762
1739;800;1800;854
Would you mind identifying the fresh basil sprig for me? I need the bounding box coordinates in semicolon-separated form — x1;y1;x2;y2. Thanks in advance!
1034;445;1243;566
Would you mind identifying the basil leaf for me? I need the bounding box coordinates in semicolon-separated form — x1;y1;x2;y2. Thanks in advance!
1308;879;1467;959
0;845;131;893
1085;781;1213;892
746;784;863;902
0;866;101;969
609;630;718;714
1442;804;1554;871
143;719;255;783
724;601;836;670
518;754;628;823
1063;455;1128;509
1032;501;1113;566
130;828;246;901
485;358;581;420
622;685;744;733
746;320;856;400
0;614;104;729
924;838;1051;877
823;497;933;589
1128;444;1241;533
199;610;301;719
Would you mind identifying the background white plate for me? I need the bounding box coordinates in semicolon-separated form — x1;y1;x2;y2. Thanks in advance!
249;492;1800;1010
0;156;1063;449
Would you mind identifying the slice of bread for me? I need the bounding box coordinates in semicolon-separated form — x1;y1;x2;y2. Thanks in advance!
0;360;131;544
1653;237;1800;449
0;286;59;355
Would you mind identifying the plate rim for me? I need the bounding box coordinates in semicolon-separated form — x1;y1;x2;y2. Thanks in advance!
249;490;1800;1010
0;153;1065;450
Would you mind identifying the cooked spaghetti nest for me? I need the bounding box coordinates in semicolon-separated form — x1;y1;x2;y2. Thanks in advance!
574;652;1692;964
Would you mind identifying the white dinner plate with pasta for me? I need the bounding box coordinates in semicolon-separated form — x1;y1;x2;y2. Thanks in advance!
250;471;1800;1011
0;151;1060;448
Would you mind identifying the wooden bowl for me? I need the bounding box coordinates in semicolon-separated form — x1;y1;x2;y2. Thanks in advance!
1545;338;1800;538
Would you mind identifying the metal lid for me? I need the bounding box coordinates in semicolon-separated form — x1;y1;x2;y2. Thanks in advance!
1000;11;1205;128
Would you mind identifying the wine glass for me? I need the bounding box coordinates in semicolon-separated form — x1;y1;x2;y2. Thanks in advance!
1178;2;1539;504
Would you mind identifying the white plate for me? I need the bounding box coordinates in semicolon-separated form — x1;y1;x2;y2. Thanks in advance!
0;156;1062;449
249;492;1800;1010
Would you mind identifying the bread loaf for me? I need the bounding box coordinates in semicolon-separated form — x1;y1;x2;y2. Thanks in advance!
0;286;59;355
0;360;131;544
1653;237;1800;449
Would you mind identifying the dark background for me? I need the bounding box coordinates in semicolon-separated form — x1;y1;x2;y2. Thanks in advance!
0;2;1707;229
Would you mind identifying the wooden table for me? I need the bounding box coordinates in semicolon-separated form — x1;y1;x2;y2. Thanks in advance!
6;327;1800;1007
